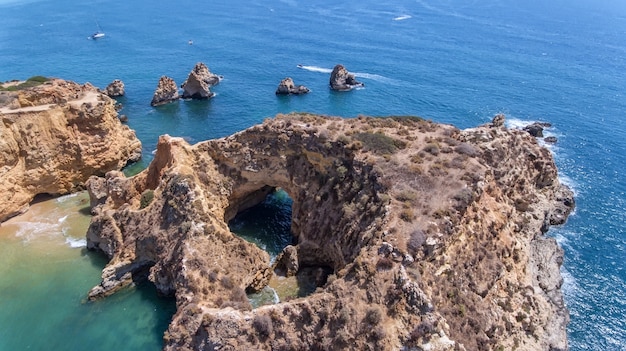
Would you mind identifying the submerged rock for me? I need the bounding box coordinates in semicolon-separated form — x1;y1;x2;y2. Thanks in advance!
329;64;364;91
150;76;179;106
275;77;309;95
104;79;125;97
0;78;142;222
85;113;573;351
181;62;222;99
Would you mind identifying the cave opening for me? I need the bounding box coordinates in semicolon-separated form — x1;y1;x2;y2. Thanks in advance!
228;188;332;306
228;188;294;259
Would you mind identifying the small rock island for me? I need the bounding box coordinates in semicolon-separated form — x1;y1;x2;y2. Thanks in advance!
330;64;364;91
84;112;573;351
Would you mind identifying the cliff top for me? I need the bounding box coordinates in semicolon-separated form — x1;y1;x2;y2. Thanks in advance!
0;78;101;114
86;112;574;351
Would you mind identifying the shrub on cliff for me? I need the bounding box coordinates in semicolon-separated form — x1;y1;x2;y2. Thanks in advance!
0;76;50;91
354;132;406;155
139;189;155;209
253;314;273;339
407;229;425;256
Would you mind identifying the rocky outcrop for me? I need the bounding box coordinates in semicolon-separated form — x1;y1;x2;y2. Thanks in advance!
275;77;309;95
86;113;573;351
181;62;222;99
151;76;179;106
523;122;552;138
104;79;125;97
329;64;364;91
0;78;142;222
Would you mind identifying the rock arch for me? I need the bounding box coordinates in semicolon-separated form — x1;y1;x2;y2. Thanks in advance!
85;113;574;351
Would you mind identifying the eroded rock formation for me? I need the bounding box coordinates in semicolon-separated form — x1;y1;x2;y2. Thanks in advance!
104;79;125;97
275;77;309;95
151;76;180;106
181;62;222;99
86;113;573;351
0;79;142;222
330;64;364;91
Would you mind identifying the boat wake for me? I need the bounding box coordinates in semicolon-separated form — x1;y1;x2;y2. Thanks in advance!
297;65;332;73
393;15;412;21
297;65;402;85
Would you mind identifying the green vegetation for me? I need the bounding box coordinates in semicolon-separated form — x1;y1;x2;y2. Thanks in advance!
139;189;155;209
0;76;50;91
354;132;406;155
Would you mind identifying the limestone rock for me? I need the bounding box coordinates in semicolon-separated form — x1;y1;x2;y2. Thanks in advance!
491;113;505;127
273;245;299;277
329;64;363;91
275;77;309;95
104;79;125;97
85;113;573;351
150;76;179;106
181;62;222;99
0;78;142;222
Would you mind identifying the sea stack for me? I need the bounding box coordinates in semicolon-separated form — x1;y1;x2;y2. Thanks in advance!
85;113;574;351
329;64;364;91
104;79;125;97
181;62;222;99
151;76;179;106
0;78;142;222
275;77;310;95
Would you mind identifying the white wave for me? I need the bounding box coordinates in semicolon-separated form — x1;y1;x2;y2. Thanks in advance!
56;192;79;203
58;215;68;223
12;221;58;242
393;15;412;21
270;286;280;304
558;174;579;198
505;117;537;129
65;237;87;248
560;267;578;299
297;65;332;73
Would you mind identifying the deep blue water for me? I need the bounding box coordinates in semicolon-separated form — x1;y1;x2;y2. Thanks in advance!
1;0;625;349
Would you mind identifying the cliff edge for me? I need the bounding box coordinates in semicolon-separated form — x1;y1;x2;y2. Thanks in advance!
86;113;573;351
0;78;142;222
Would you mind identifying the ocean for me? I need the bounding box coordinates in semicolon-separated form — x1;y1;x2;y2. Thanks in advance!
1;0;625;349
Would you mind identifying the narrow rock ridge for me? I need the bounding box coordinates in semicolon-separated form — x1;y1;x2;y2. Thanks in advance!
0;78;142;222
86;113;573;351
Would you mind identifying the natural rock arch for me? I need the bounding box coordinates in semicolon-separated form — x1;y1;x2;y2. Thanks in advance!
85;113;574;351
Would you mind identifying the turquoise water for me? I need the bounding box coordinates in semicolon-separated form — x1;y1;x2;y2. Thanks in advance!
1;0;626;349
0;193;176;351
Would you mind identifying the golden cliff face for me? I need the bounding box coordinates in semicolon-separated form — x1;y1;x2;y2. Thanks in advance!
0;79;142;222
85;113;574;351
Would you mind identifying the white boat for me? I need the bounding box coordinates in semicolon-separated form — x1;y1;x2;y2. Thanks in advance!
89;19;105;39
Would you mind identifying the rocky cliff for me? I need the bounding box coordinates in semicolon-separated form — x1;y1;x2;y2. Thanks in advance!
0;78;142;222
86;113;573;351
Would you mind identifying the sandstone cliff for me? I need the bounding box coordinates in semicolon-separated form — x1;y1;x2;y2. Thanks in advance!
86;113;573;351
0;79;142;222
